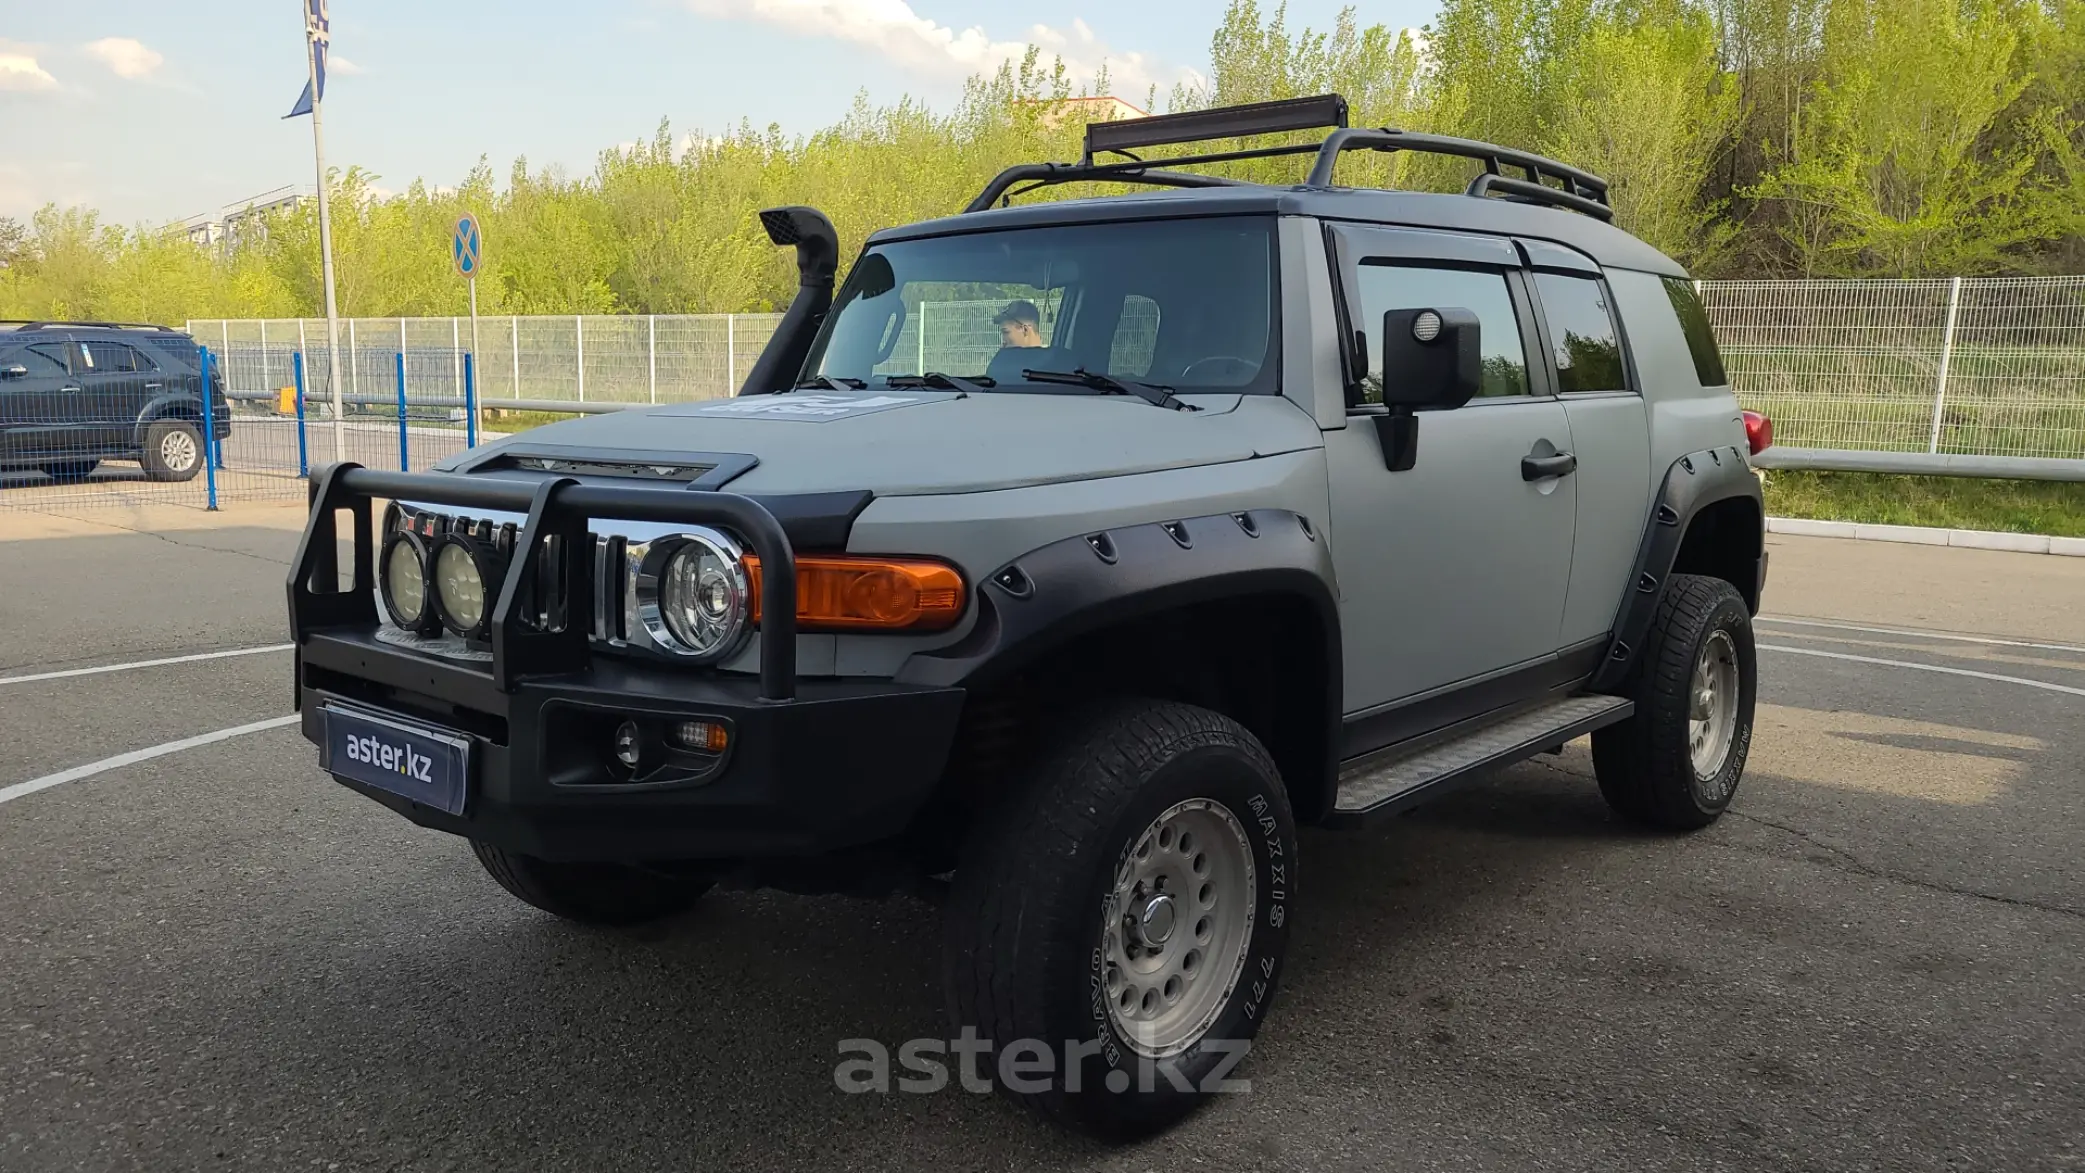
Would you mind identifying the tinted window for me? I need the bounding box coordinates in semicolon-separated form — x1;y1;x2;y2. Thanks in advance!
1661;276;1728;386
79;341;144;372
809;217;1278;394
1535;273;1627;393
16;345;71;375
1351;263;1529;402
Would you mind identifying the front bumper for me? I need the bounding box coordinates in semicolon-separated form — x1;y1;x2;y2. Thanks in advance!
288;464;965;863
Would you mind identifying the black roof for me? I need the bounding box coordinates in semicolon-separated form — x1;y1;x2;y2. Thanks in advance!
868;185;1689;278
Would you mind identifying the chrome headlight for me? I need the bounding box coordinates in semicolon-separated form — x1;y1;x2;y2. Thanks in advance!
431;537;494;638
379;531;437;634
632;528;749;661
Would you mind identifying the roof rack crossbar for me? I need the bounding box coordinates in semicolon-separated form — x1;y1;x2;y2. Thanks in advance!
964;163;1254;214
1082;93;1349;165
1305;128;1612;220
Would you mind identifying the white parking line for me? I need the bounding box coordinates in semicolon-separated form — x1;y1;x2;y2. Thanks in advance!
0;645;294;687
1759;617;2085;656
1760;644;2085;699
0;715;300;807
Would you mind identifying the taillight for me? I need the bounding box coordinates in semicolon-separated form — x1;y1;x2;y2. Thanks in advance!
1742;410;1773;455
743;554;966;632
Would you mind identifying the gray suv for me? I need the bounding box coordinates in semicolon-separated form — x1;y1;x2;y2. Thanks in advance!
0;321;228;482
285;95;1768;1138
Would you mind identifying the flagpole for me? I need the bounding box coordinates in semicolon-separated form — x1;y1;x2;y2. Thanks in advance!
303;4;346;465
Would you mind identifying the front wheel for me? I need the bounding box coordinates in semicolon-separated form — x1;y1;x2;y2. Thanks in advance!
1592;573;1757;830
141;419;203;482
470;841;714;926
943;699;1296;1139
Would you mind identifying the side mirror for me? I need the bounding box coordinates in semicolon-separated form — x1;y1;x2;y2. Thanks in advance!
1373;307;1481;472
0;365;26;380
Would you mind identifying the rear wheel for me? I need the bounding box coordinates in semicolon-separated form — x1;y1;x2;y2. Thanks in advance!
944;699;1296;1139
40;460;98;482
1593;573;1756;830
141;419;202;482
470;841;715;926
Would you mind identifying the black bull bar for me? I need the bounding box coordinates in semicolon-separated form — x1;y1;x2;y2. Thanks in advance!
288;463;800;701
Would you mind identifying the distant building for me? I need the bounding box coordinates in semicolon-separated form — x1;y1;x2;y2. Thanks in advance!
1032;95;1149;130
176;185;311;250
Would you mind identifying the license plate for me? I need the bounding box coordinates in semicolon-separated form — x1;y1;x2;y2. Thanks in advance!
321;703;472;816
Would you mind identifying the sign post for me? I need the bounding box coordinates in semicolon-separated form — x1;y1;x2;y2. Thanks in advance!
451;212;482;438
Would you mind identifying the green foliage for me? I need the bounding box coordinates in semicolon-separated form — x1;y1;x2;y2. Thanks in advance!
1;0;2077;324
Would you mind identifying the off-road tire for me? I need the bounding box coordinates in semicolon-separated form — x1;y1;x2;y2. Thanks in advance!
141;419;203;482
470;841;714;926
40;460;98;482
943;699;1297;1139
1592;573;1756;830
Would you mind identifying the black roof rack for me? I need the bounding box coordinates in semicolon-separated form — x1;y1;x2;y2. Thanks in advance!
965;93;1613;222
1;320;184;333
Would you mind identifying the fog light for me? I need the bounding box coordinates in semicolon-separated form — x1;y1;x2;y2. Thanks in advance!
613;720;644;770
672;720;730;753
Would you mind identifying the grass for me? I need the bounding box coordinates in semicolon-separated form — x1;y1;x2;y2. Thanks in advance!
478;409;594;433
1763;470;2085;537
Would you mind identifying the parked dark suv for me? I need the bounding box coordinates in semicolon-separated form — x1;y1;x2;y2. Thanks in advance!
0;321;231;483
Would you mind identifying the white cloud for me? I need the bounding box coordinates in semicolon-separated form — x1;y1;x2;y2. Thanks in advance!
0;42;58;92
329;54;364;75
83;37;164;80
682;0;1184;98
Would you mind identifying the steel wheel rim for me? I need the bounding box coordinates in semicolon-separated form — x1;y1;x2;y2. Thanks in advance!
1102;797;1255;1059
161;429;198;471
1689;629;1740;781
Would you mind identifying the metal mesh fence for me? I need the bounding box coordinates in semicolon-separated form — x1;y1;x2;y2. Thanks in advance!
8;281;2083;514
1701;276;2085;459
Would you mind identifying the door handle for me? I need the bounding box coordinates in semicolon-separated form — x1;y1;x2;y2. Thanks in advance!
60;384;83;393
144;382;163;389
1521;451;1578;480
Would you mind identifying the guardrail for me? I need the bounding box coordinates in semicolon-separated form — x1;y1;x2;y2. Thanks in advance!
1750;447;2085;481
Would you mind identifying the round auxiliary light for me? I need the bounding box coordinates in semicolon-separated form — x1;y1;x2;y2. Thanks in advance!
638;529;750;661
1412;309;1443;343
379;531;436;633
431;538;493;638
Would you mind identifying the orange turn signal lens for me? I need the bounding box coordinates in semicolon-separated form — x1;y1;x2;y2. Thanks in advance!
743;555;966;632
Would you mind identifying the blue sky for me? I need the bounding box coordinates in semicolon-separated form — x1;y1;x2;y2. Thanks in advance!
0;0;1435;229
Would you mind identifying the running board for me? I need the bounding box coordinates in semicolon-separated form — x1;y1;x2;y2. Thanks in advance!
1327;694;1633;827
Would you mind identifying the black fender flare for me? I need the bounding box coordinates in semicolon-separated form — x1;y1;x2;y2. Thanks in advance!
1591;443;1764;692
895;509;1344;814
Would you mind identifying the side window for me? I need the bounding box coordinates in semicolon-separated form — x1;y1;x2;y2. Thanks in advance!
1534;272;1627;393
79;341;141;372
18;345;72;375
1351;262;1529;403
1108;295;1161;378
1661;277;1728;386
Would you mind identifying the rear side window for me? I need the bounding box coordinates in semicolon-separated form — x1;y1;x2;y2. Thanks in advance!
1350;263;1530;402
1661;277;1728;386
1534;273;1627;393
80;341;145;372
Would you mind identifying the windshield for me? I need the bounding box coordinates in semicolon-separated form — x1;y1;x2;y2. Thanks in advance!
803;216;1278;395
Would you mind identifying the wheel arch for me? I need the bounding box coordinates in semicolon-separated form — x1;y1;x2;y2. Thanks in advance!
898;509;1344;824
1592;444;1765;692
133;394;204;448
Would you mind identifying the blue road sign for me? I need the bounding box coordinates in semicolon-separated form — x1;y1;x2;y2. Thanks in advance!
452;213;482;278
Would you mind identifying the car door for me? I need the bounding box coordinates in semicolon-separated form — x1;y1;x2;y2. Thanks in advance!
75;339;156;454
0;342;84;461
1518;244;1653;651
1320;225;1578;739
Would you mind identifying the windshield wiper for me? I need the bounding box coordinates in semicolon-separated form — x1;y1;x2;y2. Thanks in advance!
885;372;995;395
1020;367;1198;411
792;375;867;391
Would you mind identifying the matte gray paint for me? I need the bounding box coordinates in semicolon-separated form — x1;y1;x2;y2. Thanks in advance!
1558;393;1652;644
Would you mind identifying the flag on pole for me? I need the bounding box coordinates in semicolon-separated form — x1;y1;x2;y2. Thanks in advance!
285;0;329;118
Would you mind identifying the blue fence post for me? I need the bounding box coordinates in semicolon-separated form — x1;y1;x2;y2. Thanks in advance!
198;345;220;511
395;351;409;472
463;351;478;449
291;350;310;478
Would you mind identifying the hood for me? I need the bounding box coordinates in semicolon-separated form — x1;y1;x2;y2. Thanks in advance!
444;389;1323;496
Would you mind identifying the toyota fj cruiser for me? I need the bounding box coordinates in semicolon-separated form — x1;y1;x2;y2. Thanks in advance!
286;95;1768;1138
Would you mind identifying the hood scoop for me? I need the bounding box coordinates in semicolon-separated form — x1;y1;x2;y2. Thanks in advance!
455;445;759;490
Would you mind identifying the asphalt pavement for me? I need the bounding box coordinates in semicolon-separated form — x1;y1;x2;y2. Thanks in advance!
0;511;2079;1172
